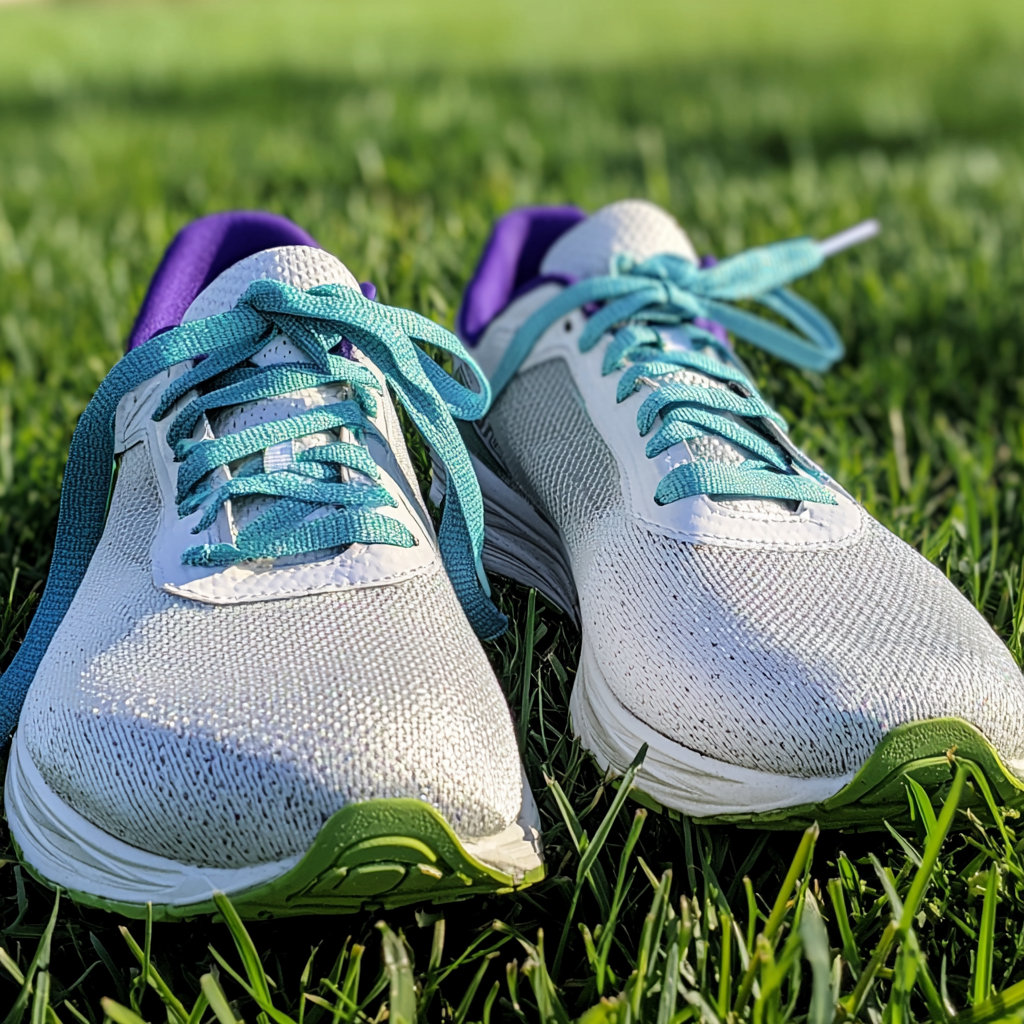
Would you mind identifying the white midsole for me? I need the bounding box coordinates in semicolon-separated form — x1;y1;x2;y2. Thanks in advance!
5;730;296;906
5;730;543;906
571;641;853;815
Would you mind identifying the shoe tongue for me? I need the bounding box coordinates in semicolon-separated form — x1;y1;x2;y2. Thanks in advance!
183;245;360;324
544;201;797;518
180;246;365;544
540;199;699;279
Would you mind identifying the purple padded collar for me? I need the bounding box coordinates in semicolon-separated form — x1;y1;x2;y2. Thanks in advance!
457;205;585;345
126;211;320;350
457;204;732;351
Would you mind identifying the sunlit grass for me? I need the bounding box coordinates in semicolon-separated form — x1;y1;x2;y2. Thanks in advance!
3;2;1024;1020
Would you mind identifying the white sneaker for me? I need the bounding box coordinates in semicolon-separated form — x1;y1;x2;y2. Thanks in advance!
1;211;542;918
453;198;1024;827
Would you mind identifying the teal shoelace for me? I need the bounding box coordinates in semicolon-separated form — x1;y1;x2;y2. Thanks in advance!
488;235;856;508
0;280;504;738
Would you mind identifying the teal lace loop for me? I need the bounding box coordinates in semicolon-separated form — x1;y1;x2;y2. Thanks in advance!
158;279;506;637
0;282;506;740
488;237;845;508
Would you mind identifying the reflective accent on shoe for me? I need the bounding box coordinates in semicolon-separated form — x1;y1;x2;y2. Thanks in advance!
3;212;541;913
457;199;1024;825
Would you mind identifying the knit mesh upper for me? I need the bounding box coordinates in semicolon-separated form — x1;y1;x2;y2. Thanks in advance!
20;441;523;868
487;358;1024;778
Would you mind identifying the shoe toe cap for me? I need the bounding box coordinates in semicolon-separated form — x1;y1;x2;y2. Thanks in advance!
21;571;522;869
585;516;1024;780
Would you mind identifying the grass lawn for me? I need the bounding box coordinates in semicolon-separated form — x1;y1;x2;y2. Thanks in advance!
3;1;1024;1020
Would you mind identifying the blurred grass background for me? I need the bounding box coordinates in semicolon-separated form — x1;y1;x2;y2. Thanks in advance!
4;0;1024;1020
1;0;1021;86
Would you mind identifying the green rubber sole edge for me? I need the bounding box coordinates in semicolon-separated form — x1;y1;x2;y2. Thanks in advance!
16;798;545;921
624;717;1024;830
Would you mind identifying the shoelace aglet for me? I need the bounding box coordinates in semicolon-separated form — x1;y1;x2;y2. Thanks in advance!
818;219;881;257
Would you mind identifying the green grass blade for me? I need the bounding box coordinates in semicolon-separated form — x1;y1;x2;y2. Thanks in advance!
800;892;832;1024
837;764;968;1023
520;931;571;1024
201;974;241;1024
4;890;60;1024
870;852;905;918
595;808;646;994
452;954;496;1024
211;893;275;1008
957;762;1021;876
637;870;672;1004
972;865;999;1005
0;948;26;986
681;815;697;895
897;764;967;936
576;743;648;887
297;946;318;1024
325;939;351;992
953;976;1024;1024
518;588;537;752
907;930;952;1024
207;947;295;1024
826;878;862;977
743;877;759;956
186;991;210;1024
763;825;818;945
118;926;189;1024
128;903;153;1018
717;911;732;1018
99;1000;147;1024
734;823;817;1015
29;970;50;1024
416;919;445;1017
377;924;415;1024
481;980;500;1024
657;931;680;1024
61;1002;90;1024
905;776;939;838
337;942;363;1022
543;773;586;853
884;820;924;868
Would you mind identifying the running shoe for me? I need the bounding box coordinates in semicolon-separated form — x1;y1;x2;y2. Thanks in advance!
1;211;542;918
452;198;1024;827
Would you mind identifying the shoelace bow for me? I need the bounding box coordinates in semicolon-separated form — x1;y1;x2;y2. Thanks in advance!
489;236;851;507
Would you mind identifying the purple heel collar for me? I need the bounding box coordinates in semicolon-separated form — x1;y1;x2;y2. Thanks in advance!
126;211;321;351
457;205;585;345
458;205;731;349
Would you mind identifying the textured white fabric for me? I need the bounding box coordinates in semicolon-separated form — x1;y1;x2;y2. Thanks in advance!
21;443;524;867
484;335;1024;781
569;641;855;812
7;730;299;904
19;246;527;870
541;199;699;278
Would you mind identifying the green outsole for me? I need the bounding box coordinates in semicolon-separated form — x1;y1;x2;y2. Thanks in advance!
625;717;1024;830
18;798;545;921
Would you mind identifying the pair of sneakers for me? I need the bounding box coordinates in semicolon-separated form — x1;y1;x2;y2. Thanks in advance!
3;200;1023;921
